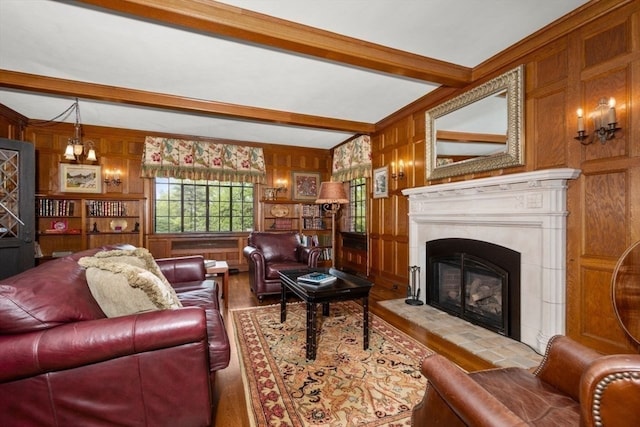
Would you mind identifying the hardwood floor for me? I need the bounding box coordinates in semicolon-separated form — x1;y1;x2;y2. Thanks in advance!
212;272;493;426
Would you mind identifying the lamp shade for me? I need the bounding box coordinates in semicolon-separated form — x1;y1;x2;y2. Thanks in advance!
315;181;348;204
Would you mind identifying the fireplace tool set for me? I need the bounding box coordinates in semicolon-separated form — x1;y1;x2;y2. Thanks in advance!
406;265;424;306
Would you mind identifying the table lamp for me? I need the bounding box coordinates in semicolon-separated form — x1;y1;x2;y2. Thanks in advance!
315;181;349;268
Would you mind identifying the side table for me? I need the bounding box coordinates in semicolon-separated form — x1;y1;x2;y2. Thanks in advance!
206;261;229;307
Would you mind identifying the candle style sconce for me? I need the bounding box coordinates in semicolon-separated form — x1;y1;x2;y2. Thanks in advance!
575;97;621;145
104;169;122;187
391;159;405;180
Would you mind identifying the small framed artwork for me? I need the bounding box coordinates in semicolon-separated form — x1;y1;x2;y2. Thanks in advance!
292;172;321;200
60;164;102;193
373;166;388;198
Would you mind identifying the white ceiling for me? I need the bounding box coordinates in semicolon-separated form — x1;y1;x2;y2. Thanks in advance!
0;0;589;149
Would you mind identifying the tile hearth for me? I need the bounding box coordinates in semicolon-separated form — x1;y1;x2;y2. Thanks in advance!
378;299;543;369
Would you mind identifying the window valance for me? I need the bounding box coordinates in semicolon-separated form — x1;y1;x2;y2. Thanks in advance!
331;135;371;182
141;136;266;183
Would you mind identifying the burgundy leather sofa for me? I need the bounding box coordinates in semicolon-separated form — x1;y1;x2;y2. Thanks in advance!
0;245;230;427
243;231;322;301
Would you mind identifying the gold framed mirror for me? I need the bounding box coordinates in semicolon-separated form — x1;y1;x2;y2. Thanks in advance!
426;65;525;180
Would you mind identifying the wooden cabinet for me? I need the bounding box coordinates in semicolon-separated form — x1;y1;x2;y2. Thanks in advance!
36;195;145;257
259;199;333;264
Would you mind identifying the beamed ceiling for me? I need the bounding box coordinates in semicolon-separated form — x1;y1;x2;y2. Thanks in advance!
0;0;595;148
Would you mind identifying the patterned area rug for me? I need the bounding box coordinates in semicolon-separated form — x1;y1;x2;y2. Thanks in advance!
232;301;432;427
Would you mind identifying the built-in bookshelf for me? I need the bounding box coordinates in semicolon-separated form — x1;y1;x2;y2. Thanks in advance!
36;195;145;258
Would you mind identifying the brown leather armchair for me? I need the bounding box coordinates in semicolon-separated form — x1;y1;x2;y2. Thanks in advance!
243;231;322;301
412;241;640;426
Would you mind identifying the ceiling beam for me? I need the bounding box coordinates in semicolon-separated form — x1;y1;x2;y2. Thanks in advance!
0;70;375;134
76;0;471;87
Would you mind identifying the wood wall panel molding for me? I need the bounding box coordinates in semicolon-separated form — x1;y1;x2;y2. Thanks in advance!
583;171;627;258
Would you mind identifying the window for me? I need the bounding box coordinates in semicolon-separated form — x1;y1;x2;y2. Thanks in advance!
154;177;254;233
348;178;366;233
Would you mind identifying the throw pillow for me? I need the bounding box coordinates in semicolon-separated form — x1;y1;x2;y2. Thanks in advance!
78;258;182;317
88;247;181;306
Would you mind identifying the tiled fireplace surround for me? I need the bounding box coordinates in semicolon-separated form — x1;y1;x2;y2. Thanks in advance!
403;168;581;353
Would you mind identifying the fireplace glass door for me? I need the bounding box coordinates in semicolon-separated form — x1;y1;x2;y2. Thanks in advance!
432;254;508;335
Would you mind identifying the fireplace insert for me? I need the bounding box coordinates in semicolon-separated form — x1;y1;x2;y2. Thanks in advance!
426;238;520;339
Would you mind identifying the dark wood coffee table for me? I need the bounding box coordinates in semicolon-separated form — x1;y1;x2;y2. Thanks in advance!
279;268;373;360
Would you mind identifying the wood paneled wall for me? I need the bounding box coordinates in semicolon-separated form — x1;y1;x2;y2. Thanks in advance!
0;120;331;270
369;1;640;354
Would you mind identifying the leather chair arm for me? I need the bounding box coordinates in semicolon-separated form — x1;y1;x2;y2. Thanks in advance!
0;307;207;383
297;245;322;267
416;354;527;427
155;255;206;284
533;335;601;401
244;245;266;271
579;354;640;427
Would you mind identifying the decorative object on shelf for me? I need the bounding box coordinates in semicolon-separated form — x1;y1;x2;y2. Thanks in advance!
264;179;288;200
134;222;140;232
373;166;388;198
92;222;99;233
406;265;424;306
264;187;276;200
575;97;622;145
109;219;128;232
62;98;98;163
104;169;122;187
59;164;102;193
391;159;405;180
292;172;321;200
270;204;289;218
51;219;68;232
315;181;349;268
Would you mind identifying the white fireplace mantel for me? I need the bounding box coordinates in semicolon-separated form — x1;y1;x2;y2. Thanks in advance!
402;168;581;352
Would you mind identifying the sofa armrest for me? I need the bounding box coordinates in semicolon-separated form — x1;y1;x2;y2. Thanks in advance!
414;354;527;427
533;335;601;401
156;255;206;284
0;307;207;383
579;354;640;427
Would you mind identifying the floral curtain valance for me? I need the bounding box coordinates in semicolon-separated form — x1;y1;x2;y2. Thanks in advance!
141;136;266;183
331;134;372;182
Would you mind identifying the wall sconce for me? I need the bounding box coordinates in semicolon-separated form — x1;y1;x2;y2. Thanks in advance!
63;99;98;162
275;179;287;196
104;169;122;187
575;97;621;145
391;160;405;180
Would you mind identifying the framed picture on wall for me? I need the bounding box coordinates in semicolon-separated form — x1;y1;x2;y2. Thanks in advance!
60;164;102;193
292;172;321;200
373;166;388;198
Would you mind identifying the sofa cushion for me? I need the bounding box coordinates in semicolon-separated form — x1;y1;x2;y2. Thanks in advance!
78;259;182;318
0;257;106;334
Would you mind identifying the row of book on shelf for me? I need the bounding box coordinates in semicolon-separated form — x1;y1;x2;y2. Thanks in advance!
37;199;129;217
87;200;128;217
37;199;75;216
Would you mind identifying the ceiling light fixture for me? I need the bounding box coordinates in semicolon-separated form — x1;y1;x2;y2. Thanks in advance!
63;98;97;163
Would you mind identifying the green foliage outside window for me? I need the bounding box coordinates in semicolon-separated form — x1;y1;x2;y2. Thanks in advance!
154;178;254;233
349;178;366;233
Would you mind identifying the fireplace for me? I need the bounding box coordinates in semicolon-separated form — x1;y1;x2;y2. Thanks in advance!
426;238;520;339
403;168;581;353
